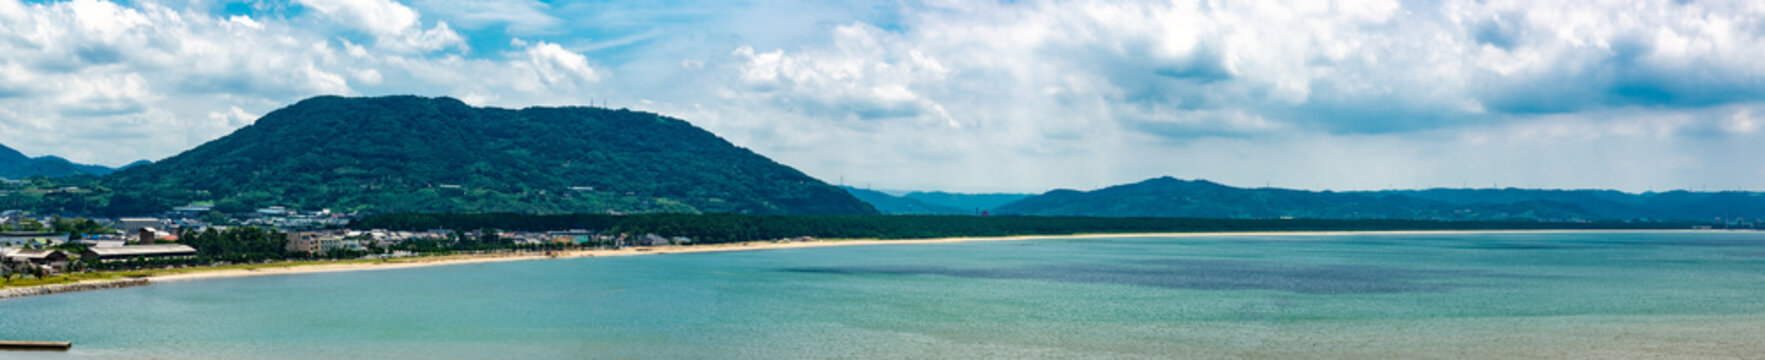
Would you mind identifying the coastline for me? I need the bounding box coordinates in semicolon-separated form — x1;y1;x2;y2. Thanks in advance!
0;228;1732;299
140;228;1721;283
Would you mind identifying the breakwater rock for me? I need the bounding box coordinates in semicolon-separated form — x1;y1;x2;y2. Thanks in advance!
0;278;150;300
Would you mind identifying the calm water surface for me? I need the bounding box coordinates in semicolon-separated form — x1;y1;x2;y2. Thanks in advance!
3;231;1764;359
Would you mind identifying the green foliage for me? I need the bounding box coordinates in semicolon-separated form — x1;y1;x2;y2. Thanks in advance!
0;143;118;178
994;177;1607;221
50;216;114;239
177;227;288;263
0;218;46;232
88;95;875;216
995;177;1765;222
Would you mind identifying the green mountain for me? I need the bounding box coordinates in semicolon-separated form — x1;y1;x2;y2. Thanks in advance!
1381;188;1765;222
0;144;122;178
901;191;1032;212
995;176;1765;222
99;95;877;215
840;186;968;215
993;177;1604;221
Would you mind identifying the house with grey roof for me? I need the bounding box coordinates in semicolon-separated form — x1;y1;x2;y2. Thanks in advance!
6;249;70;269
80;244;198;263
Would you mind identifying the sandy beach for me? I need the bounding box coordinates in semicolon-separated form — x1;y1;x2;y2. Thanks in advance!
141;229;1714;283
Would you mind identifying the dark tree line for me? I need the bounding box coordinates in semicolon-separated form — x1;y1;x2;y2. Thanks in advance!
178;227;289;263
353;213;1694;245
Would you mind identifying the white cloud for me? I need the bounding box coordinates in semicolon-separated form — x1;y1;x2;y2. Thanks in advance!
206;106;257;128
0;0;605;166
4;0;1765;193
644;0;1765;192
523;41;599;86
294;0;464;52
410;0;560;35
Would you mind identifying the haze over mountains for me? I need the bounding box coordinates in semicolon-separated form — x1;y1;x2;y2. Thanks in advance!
987;177;1764;223
4;95;1764;223
840;186;1032;215
0;144;140;179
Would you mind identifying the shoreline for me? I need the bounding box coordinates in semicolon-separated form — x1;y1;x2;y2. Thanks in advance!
0;228;1739;299
132;228;1732;283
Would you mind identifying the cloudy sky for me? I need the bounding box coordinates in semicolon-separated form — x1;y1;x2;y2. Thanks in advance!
3;0;1765;193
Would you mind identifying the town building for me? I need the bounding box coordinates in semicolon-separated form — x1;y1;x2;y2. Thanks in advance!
285;231;348;254
80;244;198;263
5;249;70;270
77;239;127;248
547;230;596;245
117;218;162;234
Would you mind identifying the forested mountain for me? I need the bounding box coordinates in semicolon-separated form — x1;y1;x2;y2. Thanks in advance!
95;95;876;215
993;177;1609;221
995;177;1765;222
901;191;1032;212
840;186;968;215
0;144;122;178
1382;188;1765;222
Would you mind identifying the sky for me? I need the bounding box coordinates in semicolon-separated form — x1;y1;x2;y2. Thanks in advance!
3;0;1765;194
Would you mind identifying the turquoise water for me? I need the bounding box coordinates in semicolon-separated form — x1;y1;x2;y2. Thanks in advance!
3;231;1765;359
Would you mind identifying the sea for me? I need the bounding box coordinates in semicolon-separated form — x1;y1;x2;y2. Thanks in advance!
2;231;1763;359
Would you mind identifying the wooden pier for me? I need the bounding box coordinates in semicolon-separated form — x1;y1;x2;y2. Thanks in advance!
0;340;72;351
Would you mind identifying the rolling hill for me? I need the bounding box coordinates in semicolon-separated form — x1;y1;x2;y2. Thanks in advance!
0;144;125;179
994;176;1765;222
98;95;877;215
993;177;1606;221
901;191;1032;212
840;186;968;215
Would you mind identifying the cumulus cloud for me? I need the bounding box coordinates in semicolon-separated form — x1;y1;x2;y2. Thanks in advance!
523;41;599;86
3;0;1765;193
409;0;560;35
649;0;1765;192
293;0;465;52
0;0;602;165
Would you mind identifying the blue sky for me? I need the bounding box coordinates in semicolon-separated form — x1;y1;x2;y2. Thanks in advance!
3;0;1765;193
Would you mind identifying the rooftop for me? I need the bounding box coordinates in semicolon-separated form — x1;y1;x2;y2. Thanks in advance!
5;249;63;259
85;244;197;257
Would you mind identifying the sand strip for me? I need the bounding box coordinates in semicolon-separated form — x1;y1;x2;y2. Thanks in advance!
143;229;1723;283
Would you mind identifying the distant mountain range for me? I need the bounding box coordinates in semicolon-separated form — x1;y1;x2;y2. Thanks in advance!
991;176;1764;222
8;95;1761;222
0;144;143;179
900;191;1031;212
840;187;1032;215
840;187;966;214
68;95;876;215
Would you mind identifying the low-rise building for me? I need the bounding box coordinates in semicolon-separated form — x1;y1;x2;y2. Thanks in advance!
285;231;347;254
80;244;198;263
78;239;127;248
6;249;70;269
117;218;162;234
641;233;671;246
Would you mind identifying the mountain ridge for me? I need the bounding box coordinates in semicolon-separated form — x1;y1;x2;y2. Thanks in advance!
0;144;137;179
95;95;876;215
994;176;1764;222
840;186;968;215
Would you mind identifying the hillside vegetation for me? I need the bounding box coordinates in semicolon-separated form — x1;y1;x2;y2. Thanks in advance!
45;95;875;215
0;144;123;179
840;186;968;215
993;177;1764;222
